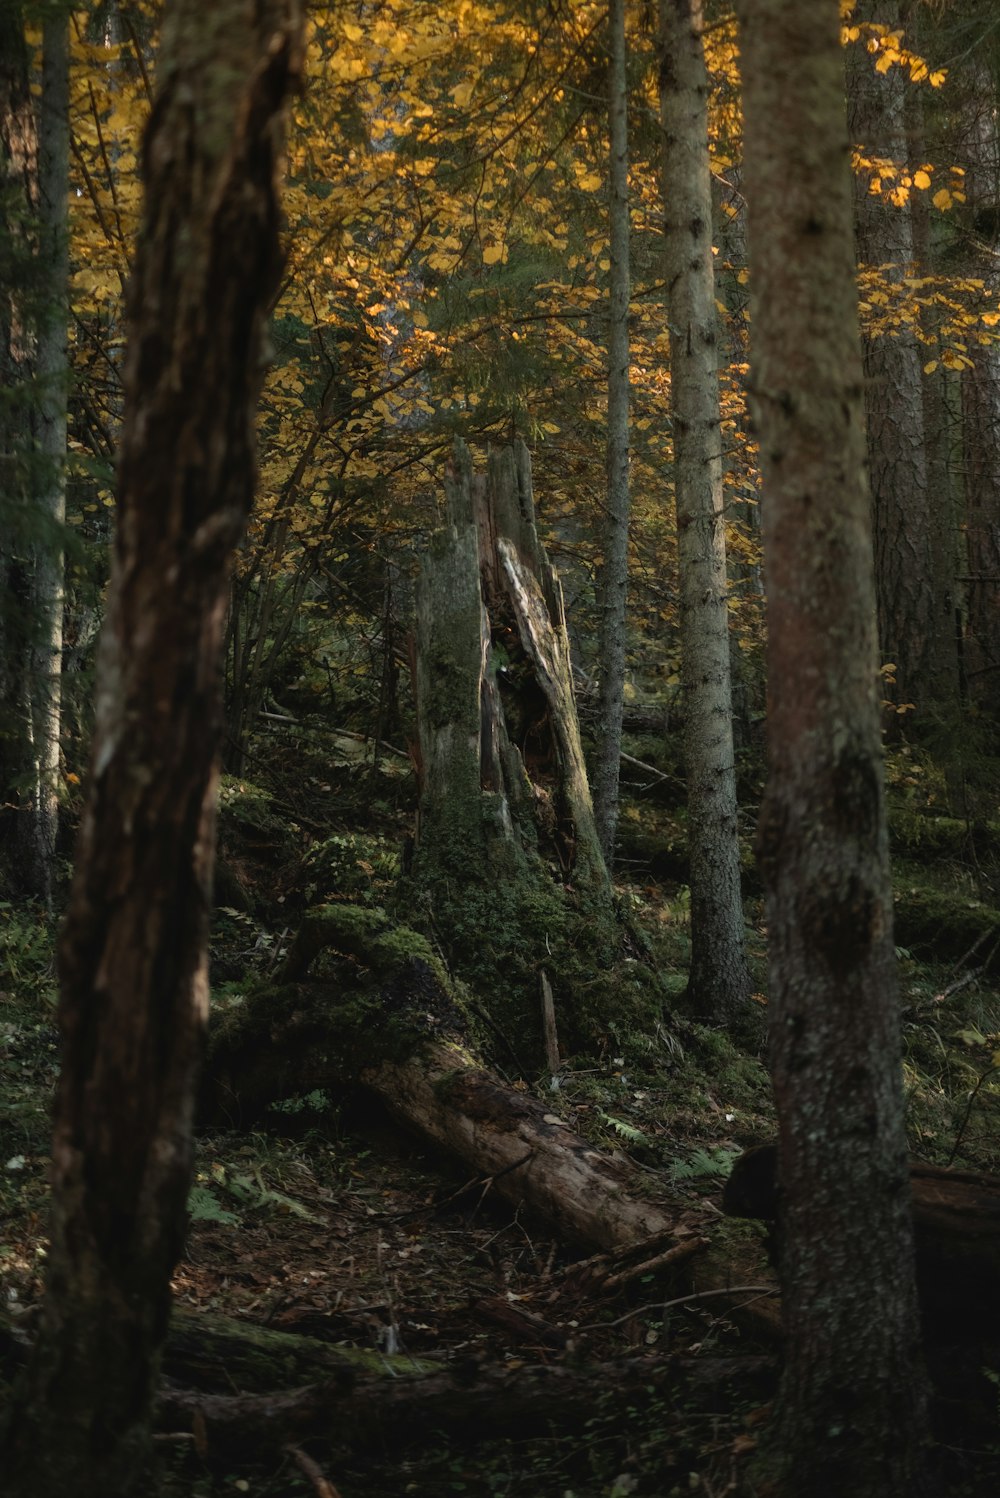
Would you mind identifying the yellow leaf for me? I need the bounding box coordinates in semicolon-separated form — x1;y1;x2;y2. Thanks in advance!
913;169;932;190
342;21;363;41
923;360;938;374
932;189;952;211
929;70;947;87
482;242;505;266
576;172;602;192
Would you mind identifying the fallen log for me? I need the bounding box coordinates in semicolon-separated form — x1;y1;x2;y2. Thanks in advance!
363;1041;702;1253
205;907;704;1257
723;1144;1000;1334
154;1348;774;1462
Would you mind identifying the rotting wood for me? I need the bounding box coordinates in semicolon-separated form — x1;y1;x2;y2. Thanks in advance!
362;1039;705;1255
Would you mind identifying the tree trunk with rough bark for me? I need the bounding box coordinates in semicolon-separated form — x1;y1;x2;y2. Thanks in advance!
0;2;42;899
0;6;302;1496
24;9;70;906
407;440;658;1060
737;1;929;1494
593;0;632;866
848;1;934;716
659;0;750;1022
956;62;1000;715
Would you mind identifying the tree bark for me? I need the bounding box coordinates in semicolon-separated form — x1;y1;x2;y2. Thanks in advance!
407;440;655;1057
659;0;750;1021
848;2;934;715
25;8;70;906
0;6;303;1495
955;61;1000;713
592;0;633;865
736;1;929;1494
0;2;42;899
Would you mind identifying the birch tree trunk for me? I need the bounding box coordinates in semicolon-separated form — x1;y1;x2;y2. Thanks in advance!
659;0;750;1022
0;6;302;1495
0;5;68;905
592;0;632;866
24;9;70;906
737;0;929;1493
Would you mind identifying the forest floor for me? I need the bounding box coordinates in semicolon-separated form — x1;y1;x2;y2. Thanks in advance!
3;724;1000;1495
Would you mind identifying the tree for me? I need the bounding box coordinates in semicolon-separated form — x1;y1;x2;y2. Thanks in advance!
659;0;750;1021
0;2;45;901
28;3;70;907
0;3;303;1494
848;1;935;715
592;0;633;866
736;0;928;1493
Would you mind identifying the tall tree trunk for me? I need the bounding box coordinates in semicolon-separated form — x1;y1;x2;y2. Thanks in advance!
848;1;934;716
593;0;632;866
24;8;70;906
659;0;750;1021
0;5;302;1495
0;1;41;898
737;1;929;1494
956;61;1000;713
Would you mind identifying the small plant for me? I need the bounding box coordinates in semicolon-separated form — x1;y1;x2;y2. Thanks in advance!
301;832;400;904
186;1184;238;1226
599;1112;650;1147
667;1145;742;1184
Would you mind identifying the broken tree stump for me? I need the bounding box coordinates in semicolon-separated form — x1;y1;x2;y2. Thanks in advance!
403;439;662;1058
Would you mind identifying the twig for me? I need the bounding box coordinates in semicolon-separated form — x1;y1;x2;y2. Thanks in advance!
601;1235;709;1290
619;750;673;782
285;1444;343;1498
583;1285;777;1332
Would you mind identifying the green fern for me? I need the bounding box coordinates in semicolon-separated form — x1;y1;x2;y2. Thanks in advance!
667;1145;741;1184
600;1112;650;1146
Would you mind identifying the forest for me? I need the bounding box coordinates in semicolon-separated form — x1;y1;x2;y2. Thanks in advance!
1;0;1000;1494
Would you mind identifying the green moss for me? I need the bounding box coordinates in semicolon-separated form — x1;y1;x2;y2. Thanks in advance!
893;864;1000;973
397;840;663;1063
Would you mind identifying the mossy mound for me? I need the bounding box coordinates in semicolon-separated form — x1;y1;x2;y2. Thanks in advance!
205;906;479;1121
894;865;1000;973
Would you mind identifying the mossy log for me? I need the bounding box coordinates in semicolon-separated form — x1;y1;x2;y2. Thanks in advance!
165;1308;427;1392
154;1348;769;1463
892;874;1000;973
205;909;697;1256
405;439;659;1056
723;1144;1000;1336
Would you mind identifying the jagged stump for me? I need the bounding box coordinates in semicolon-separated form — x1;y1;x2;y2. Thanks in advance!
404;440;661;1062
